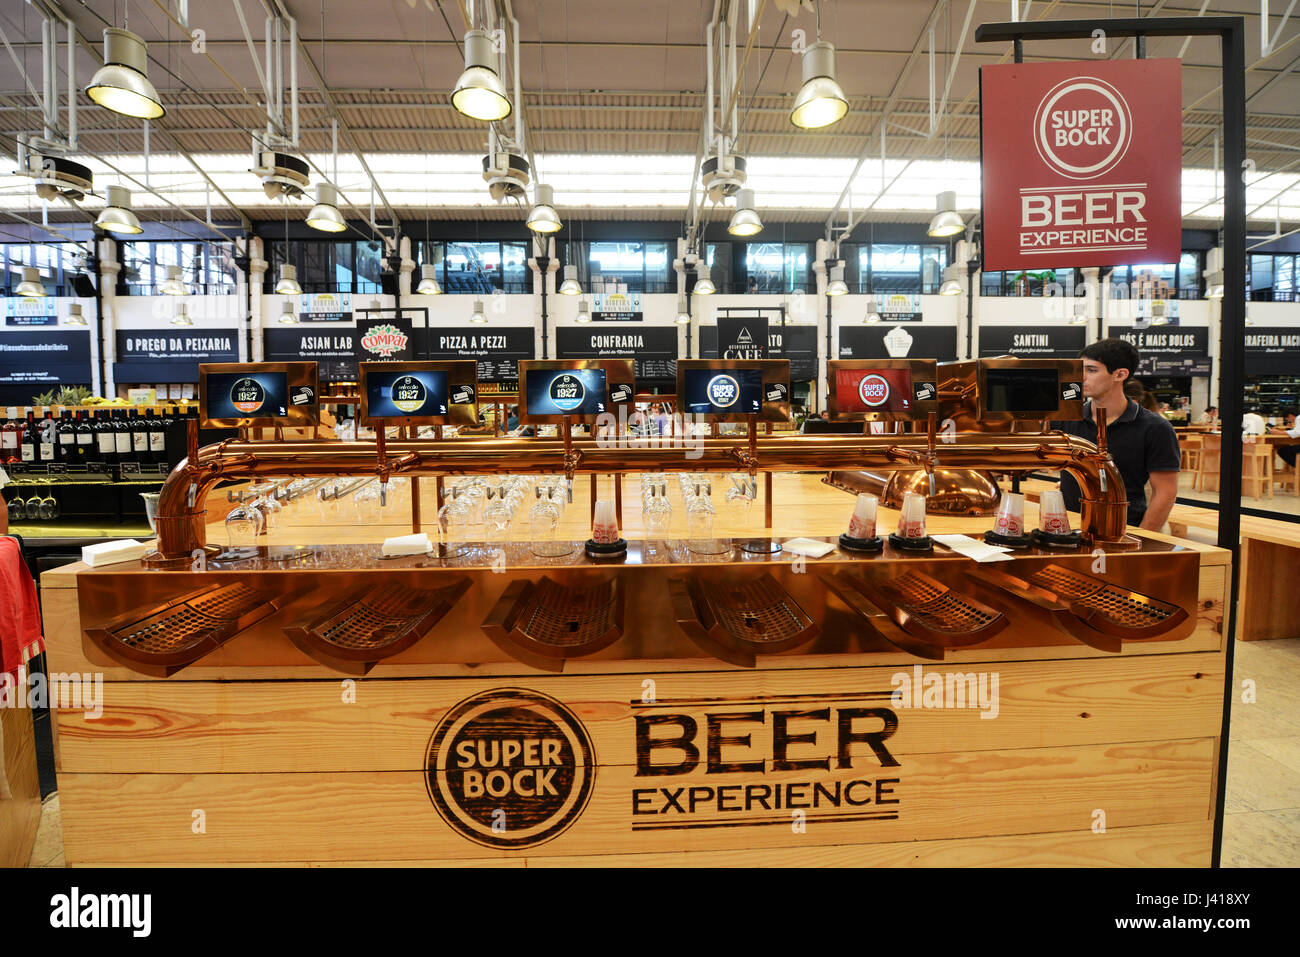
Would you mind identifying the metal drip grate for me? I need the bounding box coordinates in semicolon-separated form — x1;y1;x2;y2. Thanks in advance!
1027;565;1102;600
709;580;812;645
521;579;619;649
885;572;1004;637
1076;587;1178;629
287;578;469;674
88;582;284;677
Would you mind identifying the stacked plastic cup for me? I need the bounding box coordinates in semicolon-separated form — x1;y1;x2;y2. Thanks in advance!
897;491;927;539
1039;488;1072;535
847;493;879;539
592;499;620;544
992;491;1027;538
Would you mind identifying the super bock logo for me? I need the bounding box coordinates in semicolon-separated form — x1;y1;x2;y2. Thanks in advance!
425;689;596;849
360;323;408;358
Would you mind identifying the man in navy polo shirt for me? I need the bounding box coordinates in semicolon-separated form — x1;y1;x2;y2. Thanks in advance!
1051;338;1181;531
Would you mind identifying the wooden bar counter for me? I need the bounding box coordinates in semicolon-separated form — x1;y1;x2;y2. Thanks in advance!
40;474;1230;866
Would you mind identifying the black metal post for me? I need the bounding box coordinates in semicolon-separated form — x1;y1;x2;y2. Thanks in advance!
535;255;550;359
976;14;1248;869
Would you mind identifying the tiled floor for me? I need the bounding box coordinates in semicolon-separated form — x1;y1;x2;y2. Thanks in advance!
24;637;1299;867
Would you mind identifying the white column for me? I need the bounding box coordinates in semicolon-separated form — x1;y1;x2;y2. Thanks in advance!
1081;266;1101;341
398;235;415;297
249;236;267;361
97;237;120;398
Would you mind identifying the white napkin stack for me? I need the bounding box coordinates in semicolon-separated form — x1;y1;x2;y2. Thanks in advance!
782;537;836;558
381;532;432;557
932;534;1015;563
81;540;150;567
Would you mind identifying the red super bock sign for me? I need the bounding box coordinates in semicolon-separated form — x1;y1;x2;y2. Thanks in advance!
980;58;1182;270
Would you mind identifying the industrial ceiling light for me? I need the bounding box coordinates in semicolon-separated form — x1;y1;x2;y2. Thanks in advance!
307;183;347;233
65;304;87;326
675;297;691;324
527;183;562;234
928;191;965;238
416;263;442;295
575;298;592;323
1205;270;1225;299
938;263;964;296
96;184;142;235
727;189;763;237
275;264;302;296
86;28;165;119
470;298;487;324
278;300;298;324
559;264;582;296
160;265;187;295
826;264;848;296
451;29;512;122
864;311;881;324
790;41;848;130
15;267;46;297
693;260;716;295
170;303;192;326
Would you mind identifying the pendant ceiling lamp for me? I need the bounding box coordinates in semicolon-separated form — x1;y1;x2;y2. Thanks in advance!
170;303;192;326
693;260;715;295
727;189;763;237
1205;270;1225;299
416;263;442;295
575;298;591;323
790;41;848;130
928;191;965;238
675;297;691;324
559;264;582;296
451;29;511;122
65;304;87;326
96;184;142;234
160;265;187;295
826;264;848;296
307;183;347;233
278;300;298;324
470;299;487;324
938;263;964;296
275;264;302;296
15;267;46;297
86;28;165;119
527;184;562;234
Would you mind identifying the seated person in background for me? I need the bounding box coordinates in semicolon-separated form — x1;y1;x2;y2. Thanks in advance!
1052;338;1180;532
506;405;520;432
459;412;495;436
1269;408;1300;469
1123;378;1160;413
1196;406;1218;426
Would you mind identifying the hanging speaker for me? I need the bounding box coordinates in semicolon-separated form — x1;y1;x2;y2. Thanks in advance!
381;272;398;296
72;274;98;297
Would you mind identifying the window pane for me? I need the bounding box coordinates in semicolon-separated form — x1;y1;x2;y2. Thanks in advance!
745;242;784;293
1250;255;1274;293
784;243;811;292
502;241;528;293
588;241;644;292
445;241;501;294
354;241;384;294
645;242;671;292
920;245;946;293
871;244;921;292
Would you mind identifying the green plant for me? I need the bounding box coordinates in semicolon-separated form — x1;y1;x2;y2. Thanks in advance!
31;385;93;406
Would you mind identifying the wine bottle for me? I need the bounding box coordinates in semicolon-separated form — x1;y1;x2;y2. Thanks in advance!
20;411;37;463
38;408;55;463
113;409;132;463
56;410;76;462
0;407;18;464
74;409;93;460
148;406;167;464
95;408;116;465
130;408;149;461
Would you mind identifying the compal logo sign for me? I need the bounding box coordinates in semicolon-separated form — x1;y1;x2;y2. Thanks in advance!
1032;75;1133;180
425;689;595;849
360;323;408;357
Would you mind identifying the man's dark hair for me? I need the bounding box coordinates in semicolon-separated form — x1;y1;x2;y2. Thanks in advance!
1081;337;1140;380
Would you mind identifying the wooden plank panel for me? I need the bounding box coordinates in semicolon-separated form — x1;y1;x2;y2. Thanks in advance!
71;820;1212;867
1238;538;1300;641
0;705;41;867
58;738;1215;864
54;653;1226;773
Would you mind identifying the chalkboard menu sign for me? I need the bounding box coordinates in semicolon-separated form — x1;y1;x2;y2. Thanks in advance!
115;328;240;383
556;325;678;389
1111;325;1211;376
701;324;818;381
423;326;534;387
839;325;958;361
1244;327;1300;376
978;325;1086;358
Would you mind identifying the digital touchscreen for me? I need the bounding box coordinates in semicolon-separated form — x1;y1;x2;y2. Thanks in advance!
365;370;449;418
833;367;916;414
205;371;290;419
683;368;763;416
525;368;607;416
985;368;1060;413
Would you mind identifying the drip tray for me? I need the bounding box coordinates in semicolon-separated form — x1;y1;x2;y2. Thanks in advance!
85;582;284;677
850;570;1009;651
481;576;625;673
669;573;819;668
286;578;469;675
